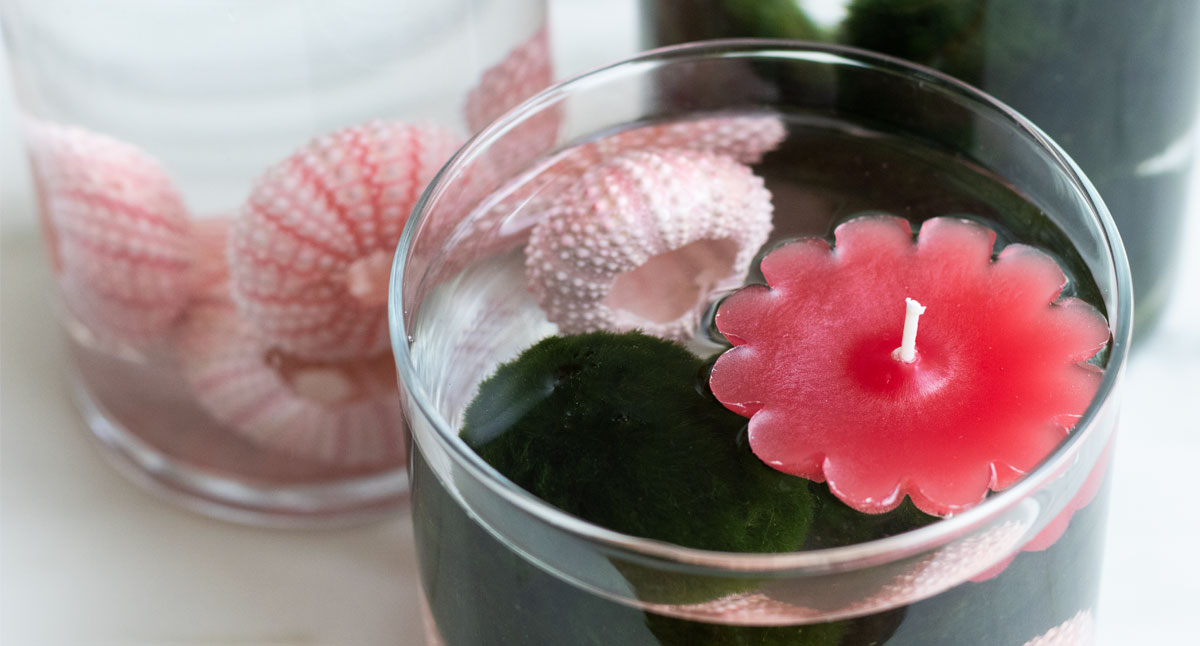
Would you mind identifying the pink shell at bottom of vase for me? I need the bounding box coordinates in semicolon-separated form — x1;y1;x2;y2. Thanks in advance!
24;119;194;345
175;298;406;468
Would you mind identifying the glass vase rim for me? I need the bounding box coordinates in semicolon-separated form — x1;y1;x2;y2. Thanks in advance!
389;38;1134;575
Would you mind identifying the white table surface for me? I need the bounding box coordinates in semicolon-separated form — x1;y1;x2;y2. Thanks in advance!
2;2;1198;644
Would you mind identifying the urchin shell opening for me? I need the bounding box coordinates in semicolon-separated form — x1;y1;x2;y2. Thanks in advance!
605;238;739;324
344;249;395;307
266;348;398;406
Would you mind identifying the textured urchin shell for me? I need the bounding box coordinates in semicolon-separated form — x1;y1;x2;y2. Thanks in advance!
24;119;193;345
639;522;1028;627
476;113;786;237
524;149;773;341
463;26;558;174
176;298;406;467
489;112;785;242
229;120;463;361
588;113;786;166
435;113;786;284
1024;610;1094;646
846;520;1028;613
464;110;785;238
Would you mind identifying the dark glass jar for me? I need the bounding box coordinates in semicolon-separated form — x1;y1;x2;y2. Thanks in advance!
644;0;1200;335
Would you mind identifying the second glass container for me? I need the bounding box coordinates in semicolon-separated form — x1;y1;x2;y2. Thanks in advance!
1;0;551;526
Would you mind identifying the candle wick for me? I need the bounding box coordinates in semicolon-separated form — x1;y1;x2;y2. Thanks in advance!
892;297;927;364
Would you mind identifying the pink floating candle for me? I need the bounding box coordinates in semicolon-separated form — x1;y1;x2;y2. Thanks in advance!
708;215;1110;516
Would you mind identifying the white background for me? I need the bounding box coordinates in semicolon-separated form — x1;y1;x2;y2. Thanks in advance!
2;1;1198;644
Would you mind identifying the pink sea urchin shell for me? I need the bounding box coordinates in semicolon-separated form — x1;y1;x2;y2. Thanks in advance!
176;298;405;467
482;113;786;238
24;119;193;345
589;113;786;166
1024;610;1094;646
229;120;463;361
463;26;557;174
463;26;554;133
484;113;785;244
525;148;773;340
639;521;1028;626
431;113;786;285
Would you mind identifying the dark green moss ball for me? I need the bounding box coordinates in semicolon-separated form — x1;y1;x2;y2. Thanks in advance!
461;330;815;553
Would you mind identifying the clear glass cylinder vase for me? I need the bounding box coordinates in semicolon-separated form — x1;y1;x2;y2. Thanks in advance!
1;0;550;526
390;41;1132;645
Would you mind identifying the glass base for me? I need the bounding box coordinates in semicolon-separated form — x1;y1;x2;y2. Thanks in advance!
71;371;409;529
419;588;446;646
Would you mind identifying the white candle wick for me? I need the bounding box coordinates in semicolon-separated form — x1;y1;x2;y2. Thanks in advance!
892;297;927;364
